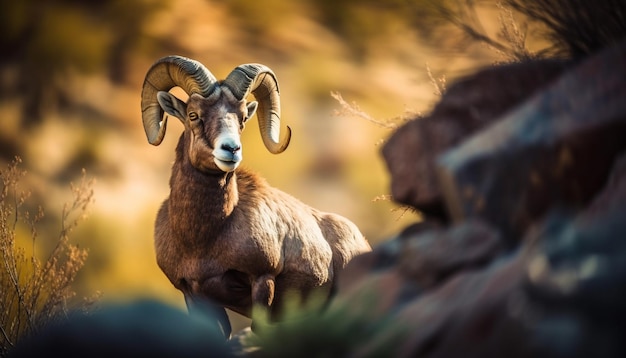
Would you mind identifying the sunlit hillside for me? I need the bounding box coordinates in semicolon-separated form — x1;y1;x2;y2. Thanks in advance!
1;0;525;331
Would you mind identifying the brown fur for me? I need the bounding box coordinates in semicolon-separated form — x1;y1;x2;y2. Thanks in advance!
153;92;371;336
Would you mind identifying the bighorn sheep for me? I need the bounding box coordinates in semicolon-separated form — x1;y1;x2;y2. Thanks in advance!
141;55;371;338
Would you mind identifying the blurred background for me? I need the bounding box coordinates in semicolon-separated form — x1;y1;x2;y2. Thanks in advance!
0;0;535;328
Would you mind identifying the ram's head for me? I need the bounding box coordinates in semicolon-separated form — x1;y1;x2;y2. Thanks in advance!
141;56;291;172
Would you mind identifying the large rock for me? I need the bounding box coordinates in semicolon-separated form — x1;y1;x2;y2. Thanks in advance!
336;219;504;320
521;155;626;358
392;252;532;358
10;300;233;357
327;42;626;358
582;153;626;219
390;196;626;358
437;40;626;244
330;150;626;358
338;220;503;291
382;60;568;219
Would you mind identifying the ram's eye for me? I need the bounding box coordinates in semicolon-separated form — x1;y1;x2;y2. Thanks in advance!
188;112;199;121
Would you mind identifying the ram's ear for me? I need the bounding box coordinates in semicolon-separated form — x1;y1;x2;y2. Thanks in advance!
157;91;187;123
245;101;258;123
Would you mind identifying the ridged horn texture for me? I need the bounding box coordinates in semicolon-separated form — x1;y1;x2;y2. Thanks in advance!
141;55;217;145
223;64;291;154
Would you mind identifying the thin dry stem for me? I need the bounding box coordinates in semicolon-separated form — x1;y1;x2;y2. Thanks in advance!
432;0;535;62
426;63;447;96
0;157;95;356
372;195;422;222
330;91;415;131
330;91;398;129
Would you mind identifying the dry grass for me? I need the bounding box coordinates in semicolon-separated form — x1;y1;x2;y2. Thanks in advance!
495;2;529;60
0;157;96;357
330;91;408;130
505;0;626;58
330;88;427;222
430;0;536;62
426;63;447;96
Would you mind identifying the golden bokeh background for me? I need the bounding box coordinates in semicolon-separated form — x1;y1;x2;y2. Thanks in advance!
1;0;524;329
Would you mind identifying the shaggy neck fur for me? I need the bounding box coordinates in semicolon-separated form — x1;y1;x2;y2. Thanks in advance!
168;136;239;250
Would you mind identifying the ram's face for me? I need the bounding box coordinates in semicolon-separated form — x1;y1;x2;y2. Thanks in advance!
185;90;258;173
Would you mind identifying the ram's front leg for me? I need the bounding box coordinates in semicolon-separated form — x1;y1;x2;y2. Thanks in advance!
249;274;276;331
183;293;232;340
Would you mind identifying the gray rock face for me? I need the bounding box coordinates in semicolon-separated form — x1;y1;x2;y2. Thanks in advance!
437;40;626;244
382;60;568;219
334;40;626;357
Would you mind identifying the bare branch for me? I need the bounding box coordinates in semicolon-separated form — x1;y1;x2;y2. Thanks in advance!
1;158;94;353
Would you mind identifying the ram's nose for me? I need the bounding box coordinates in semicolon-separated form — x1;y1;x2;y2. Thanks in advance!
213;136;243;172
221;142;241;154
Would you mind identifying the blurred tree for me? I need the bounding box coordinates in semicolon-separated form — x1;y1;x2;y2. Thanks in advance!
310;0;453;59
222;0;453;60
103;0;170;83
223;0;298;42
0;0;165;132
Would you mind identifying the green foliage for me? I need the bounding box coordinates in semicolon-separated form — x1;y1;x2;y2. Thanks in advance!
248;291;409;357
0;157;96;357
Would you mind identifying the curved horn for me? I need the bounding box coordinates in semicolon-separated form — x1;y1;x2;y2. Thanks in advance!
141;55;217;145
222;64;291;154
